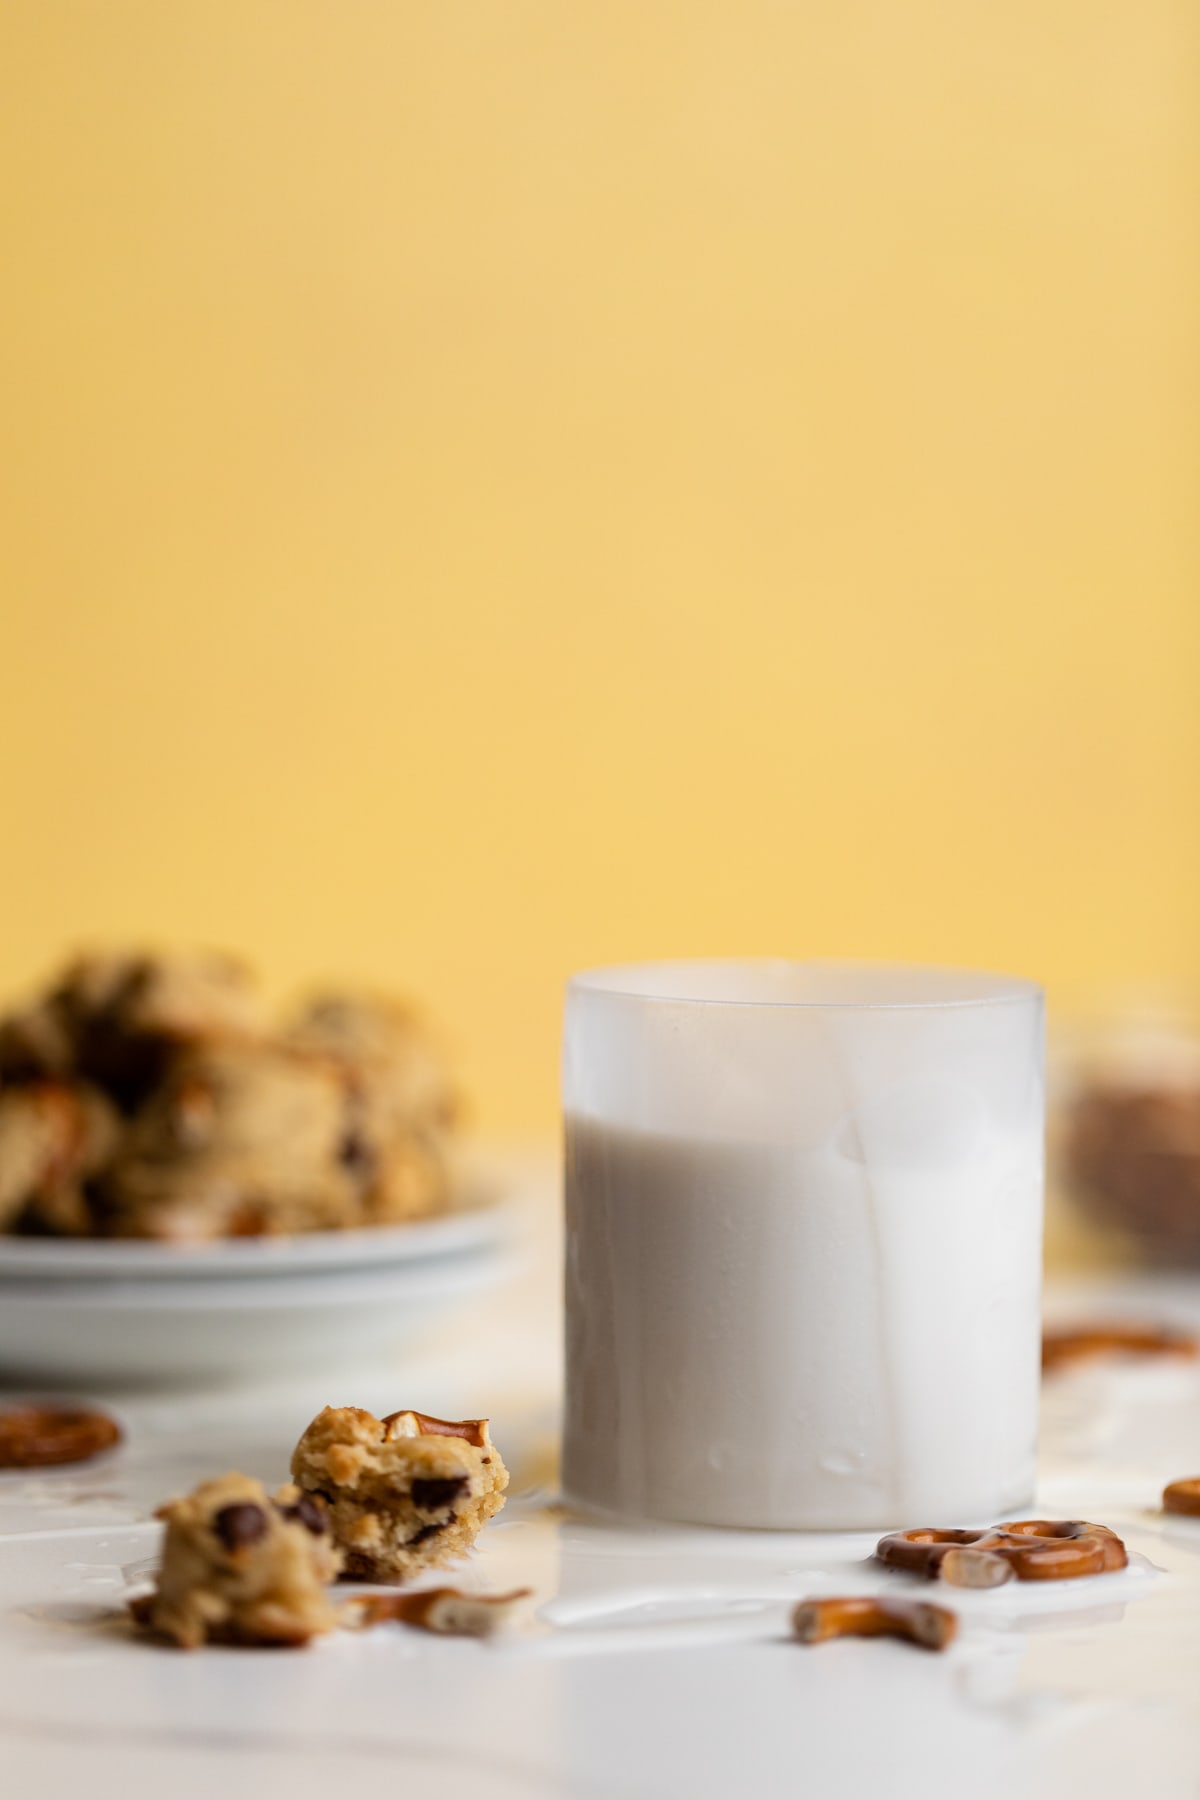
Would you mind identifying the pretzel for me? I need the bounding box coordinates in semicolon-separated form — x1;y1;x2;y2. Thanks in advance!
792;1597;957;1653
380;1410;489;1448
345;1585;532;1637
1162;1478;1200;1518
991;1520;1128;1579
877;1520;1127;1585
1042;1323;1198;1374
0;1403;122;1468
875;1528;1015;1588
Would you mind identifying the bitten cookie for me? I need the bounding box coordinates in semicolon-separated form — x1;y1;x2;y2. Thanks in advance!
290;1406;508;1582
131;1472;342;1648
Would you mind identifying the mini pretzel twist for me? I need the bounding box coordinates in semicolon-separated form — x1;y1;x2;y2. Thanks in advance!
876;1520;1127;1586
1042;1322;1198;1374
1162;1478;1200;1518
792;1597;957;1653
0;1404;122;1468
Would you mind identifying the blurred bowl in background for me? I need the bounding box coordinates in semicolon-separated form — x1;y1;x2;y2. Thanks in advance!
0;1156;526;1385
1054;999;1200;1268
0;1251;522;1387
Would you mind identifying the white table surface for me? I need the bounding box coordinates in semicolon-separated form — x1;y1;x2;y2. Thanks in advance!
3;1154;1200;1800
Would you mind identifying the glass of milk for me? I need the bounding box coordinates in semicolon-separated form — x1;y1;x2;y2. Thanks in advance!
562;961;1044;1529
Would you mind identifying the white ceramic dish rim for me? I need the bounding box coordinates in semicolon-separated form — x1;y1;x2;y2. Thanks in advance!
0;1243;522;1311
0;1175;518;1281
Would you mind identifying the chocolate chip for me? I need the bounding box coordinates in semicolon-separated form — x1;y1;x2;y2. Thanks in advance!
213;1502;269;1550
406;1521;447;1547
343;1549;382;1580
337;1128;375;1182
279;1493;328;1536
411;1475;469;1511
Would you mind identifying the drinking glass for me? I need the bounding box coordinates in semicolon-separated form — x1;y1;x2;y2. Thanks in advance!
562;961;1045;1528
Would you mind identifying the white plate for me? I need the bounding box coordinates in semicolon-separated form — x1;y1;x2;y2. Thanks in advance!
0;1167;519;1281
0;1246;524;1384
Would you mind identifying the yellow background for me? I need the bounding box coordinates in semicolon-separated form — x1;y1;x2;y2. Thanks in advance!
2;3;1197;1130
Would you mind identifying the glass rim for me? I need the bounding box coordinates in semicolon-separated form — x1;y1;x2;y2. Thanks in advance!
567;958;1043;1012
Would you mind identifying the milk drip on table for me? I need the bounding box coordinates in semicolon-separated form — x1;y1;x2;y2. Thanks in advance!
562;962;1044;1530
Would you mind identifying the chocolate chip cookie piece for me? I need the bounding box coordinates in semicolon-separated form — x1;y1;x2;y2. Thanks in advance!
0;955;463;1242
131;1472;342;1648
100;1025;454;1240
0;1081;119;1234
290;1406;509;1582
287;992;458;1224
0;999;76;1084
99;1040;360;1240
0;950;265;1109
287;993;458;1135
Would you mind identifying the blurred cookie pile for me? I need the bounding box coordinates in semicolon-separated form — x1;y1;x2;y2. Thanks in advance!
0;951;458;1241
1057;1009;1200;1266
1065;1080;1200;1263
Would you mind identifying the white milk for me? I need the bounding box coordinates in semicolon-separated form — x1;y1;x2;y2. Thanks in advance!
562;963;1044;1530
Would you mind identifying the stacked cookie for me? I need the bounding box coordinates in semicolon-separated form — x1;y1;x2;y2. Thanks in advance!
0;951;458;1240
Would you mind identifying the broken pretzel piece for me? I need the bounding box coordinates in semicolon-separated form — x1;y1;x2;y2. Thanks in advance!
1042;1322;1198;1375
792;1597;957;1653
875;1527;1013;1589
347;1585;532;1638
1163;1478;1200;1518
381;1410;489;1449
937;1546;1014;1589
0;1403;122;1469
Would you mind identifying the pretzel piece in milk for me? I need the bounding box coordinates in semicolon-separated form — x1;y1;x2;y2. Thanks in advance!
876;1519;1127;1585
792;1596;957;1652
